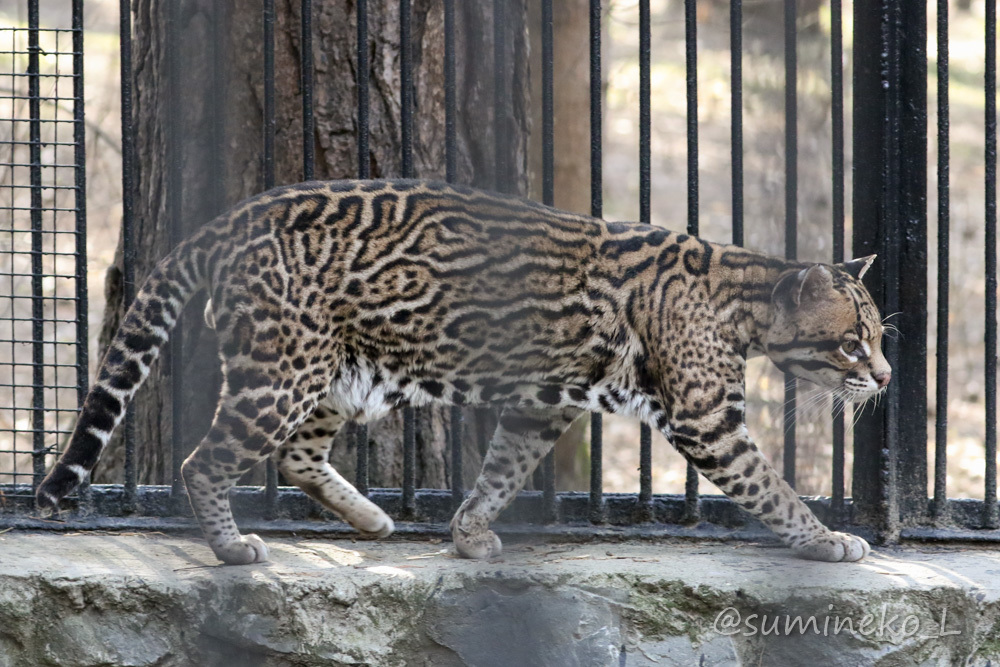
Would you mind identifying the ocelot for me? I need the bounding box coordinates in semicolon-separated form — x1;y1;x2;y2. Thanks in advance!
38;179;889;565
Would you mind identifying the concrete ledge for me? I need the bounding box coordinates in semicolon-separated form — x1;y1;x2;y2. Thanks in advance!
1;532;999;666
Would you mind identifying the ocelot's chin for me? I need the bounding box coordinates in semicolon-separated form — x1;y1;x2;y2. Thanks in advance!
841;386;885;404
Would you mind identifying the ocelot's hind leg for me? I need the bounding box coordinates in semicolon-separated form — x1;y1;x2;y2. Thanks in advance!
181;379;322;565
275;403;394;538
451;406;581;559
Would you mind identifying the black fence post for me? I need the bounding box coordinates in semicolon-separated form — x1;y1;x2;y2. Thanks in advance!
984;0;998;529
27;0;44;489
588;0;605;526
166;0;185;511
262;0;280;515
851;0;928;540
118;0;138;512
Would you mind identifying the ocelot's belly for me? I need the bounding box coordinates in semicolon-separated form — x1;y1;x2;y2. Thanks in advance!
320;354;580;421
319;353;662;429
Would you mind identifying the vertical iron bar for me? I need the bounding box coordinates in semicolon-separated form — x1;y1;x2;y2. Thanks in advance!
589;0;604;524
402;406;416;515
475;411;490;457
639;0;650;230
933;0;950;520
685;0;698;234
441;0;463;504
357;0;370;179
852;0;927;539
493;0;507;191
638;424;652;512
355;423;369;495
209;3;227;215
831;401;845;520
683;463;699;523
637;0;653;521
119;0;137;508
542;0;554;207
542;445;556;521
590;0;603;222
72;0;89;504
683;0;700;523
540;0;557;523
263;0;278;512
400;0;413;179
831;0;845;267
400;0;417;516
985;0;998;527
28;0;44;488
302;0;315;180
263;0;276;189
730;0;748;524
589;414;604;523
444;0;456;182
450;405;462;507
166;0;185;505
730;0;743;247
72;0;89;411
782;376;796;488
831;0;846;521
354;0;370;494
782;0;797;490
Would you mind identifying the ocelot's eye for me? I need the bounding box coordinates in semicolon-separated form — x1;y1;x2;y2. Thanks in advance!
841;340;859;356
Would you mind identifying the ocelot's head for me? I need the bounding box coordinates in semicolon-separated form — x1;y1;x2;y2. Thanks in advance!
765;255;891;403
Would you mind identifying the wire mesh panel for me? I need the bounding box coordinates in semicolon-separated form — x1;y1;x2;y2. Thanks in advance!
0;8;86;499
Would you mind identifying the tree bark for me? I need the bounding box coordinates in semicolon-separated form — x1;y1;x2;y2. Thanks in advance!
96;0;530;492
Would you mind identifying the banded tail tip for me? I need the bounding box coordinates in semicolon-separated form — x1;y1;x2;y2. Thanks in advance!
34;485;61;516
35;462;88;512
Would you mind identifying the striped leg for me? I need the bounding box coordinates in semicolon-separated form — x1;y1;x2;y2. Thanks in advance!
181;378;322;565
670;396;870;562
451;406;580;559
275;403;393;537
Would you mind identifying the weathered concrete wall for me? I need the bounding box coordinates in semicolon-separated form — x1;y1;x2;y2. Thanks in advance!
1;533;999;666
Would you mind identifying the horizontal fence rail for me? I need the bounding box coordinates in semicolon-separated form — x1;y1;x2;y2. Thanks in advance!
1;0;998;547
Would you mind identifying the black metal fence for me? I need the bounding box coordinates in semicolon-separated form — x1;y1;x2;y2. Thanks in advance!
0;0;997;545
0;2;87;494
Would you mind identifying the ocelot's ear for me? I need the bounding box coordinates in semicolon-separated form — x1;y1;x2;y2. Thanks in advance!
838;254;876;280
773;265;834;309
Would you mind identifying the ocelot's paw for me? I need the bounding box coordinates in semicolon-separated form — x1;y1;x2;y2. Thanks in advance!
355;511;395;539
793;531;870;562
452;526;503;559
213;533;270;565
345;500;395;539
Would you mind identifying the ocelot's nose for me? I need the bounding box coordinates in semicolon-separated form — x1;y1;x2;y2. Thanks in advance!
873;371;891;388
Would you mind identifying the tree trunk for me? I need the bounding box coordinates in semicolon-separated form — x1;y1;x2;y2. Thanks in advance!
95;0;530;492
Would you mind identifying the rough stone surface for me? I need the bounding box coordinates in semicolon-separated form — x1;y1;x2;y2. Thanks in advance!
1;532;999;665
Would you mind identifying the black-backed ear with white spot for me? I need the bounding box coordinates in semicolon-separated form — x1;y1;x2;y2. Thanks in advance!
772;265;834;309
838;255;876;281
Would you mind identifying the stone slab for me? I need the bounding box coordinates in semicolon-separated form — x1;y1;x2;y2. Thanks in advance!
1;532;998;666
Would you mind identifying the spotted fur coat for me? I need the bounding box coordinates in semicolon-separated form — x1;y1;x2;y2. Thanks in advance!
39;180;890;564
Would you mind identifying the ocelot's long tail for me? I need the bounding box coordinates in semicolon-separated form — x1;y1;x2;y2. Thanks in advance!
36;235;209;509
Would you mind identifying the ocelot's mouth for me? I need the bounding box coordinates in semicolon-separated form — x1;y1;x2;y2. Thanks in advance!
840;385;886;404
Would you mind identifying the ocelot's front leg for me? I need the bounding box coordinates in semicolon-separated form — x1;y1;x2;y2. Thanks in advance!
451;405;581;559
669;388;869;562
